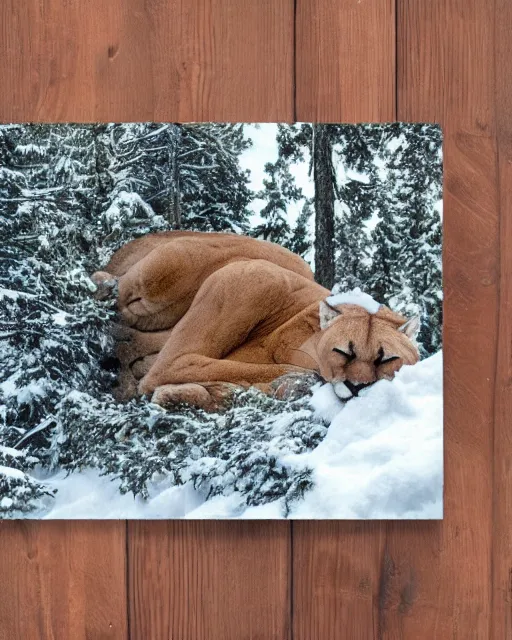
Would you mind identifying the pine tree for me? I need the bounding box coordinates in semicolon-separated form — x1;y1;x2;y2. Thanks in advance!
95;123;180;252
365;124;443;354
285;199;313;260
274;124;314;259
251;161;291;242
251;152;304;245
332;125;382;291
178;123;253;232
325;123;442;354
256;122;443;354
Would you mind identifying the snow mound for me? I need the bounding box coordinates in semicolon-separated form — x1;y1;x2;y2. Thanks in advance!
327;286;381;314
286;351;443;519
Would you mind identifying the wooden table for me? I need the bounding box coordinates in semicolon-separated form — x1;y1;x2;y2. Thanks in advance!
0;1;508;638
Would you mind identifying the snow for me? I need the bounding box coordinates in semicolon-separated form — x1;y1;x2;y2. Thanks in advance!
326;287;381;314
434;199;443;222
0;465;26;480
16;143;47;157
15;417;55;448
28;468;204;519
0;287;35;301
52;311;68;325
0;445;24;458
0;374;18;396
346;169;370;184
29;351;443;520
103;190;156;224
15;380;46;405
286;352;443;519
309;382;344;421
386;134;409;154
373;155;388;182
364;209;381;233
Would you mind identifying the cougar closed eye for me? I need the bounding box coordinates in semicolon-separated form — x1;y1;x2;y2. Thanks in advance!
374;348;400;366
332;347;355;361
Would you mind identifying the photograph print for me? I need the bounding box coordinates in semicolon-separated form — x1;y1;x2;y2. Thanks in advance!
0;122;443;519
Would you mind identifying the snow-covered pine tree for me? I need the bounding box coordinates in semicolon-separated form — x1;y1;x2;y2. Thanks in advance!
0;123;106;512
285;198;313;260
251;155;304;245
275;122;338;287
325;123;442;354
251;161;291;242
275;123;374;289
365;123;443;354
178;123;253;233
331;125;382;291
94;123;180;261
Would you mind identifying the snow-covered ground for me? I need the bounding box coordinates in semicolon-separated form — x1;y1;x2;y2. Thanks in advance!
28;351;443;520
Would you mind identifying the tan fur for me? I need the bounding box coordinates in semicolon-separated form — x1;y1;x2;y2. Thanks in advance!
92;230;314;332
93;231;315;400
92;232;420;411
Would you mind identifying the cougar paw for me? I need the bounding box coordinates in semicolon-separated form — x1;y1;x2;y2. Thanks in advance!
270;371;320;401
151;382;240;412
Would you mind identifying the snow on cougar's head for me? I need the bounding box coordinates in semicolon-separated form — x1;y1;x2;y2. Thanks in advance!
326;287;381;314
316;289;420;400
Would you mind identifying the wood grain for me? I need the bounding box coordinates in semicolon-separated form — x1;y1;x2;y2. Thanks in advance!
293;1;395;638
296;0;395;122
0;0;154;122
0;521;127;640
0;0;294;123
128;521;291;640
1;0;511;638
293;522;385;639
389;1;498;637
492;0;512;636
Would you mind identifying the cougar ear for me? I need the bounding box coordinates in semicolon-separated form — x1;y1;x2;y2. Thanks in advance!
398;315;420;339
319;300;341;329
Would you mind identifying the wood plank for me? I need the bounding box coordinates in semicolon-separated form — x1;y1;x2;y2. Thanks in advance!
492;0;512;636
0;0;155;122
128;521;290;640
0;0;294;123
150;0;295;122
293;1;395;638
381;1;498;637
0;521;127;640
293;523;385;639
126;1;295;638
0;4;134;640
296;0;395;122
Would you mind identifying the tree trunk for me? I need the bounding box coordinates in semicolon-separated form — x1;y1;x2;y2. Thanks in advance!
313;124;335;288
169;125;182;229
